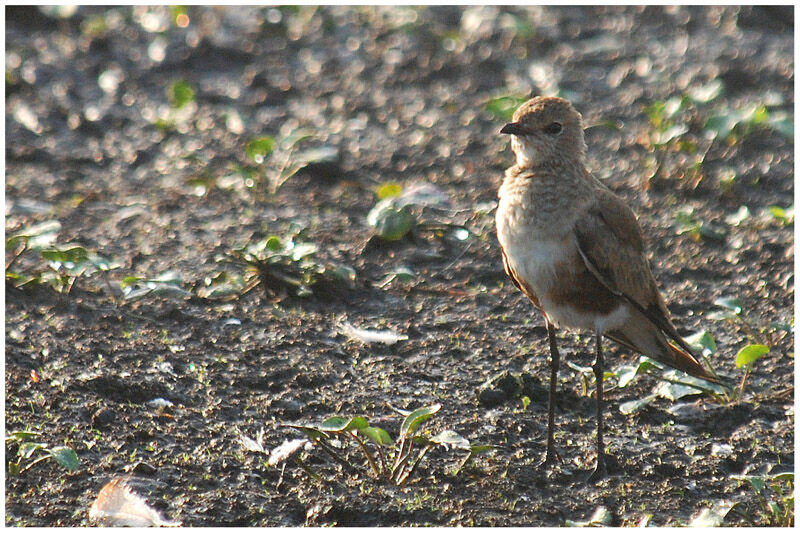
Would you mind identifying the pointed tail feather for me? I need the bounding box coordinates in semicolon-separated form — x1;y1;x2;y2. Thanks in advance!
606;327;727;387
665;342;725;385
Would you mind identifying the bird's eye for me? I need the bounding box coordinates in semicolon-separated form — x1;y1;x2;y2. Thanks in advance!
543;122;562;135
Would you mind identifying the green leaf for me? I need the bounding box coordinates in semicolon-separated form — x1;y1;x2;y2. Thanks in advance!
197;273;247;299
8;219;61;242
7;430;41;441
246;136;276;162
469;444;495;454
120;276;145;288
285;424;328;441
18;441;45;459
292;146;339;167
767;501;781;517
430;430;470;450
49;446;80;470
318;416;369;432
484;95;528;122
169;80;195;109
684;330;717;356
377;182;403;200
149;284;191;298
772;472;794;482
328;263;356;282
10;273;42;288
289;242;318;261
734;344;769;368
399;404;441;438
358;426;393;446
6;234;27;250
636;357;663;373
619;394;657;415
658;369;728;396
654;381;703;402
615;365;639;388
367;199;416;241
390;266;415;283
705;112;741;141
265;236;283;251
767;205;794;225
282;128;317;148
748;476;766;494
714;297;743;315
88;253;117;271
41;245;90;266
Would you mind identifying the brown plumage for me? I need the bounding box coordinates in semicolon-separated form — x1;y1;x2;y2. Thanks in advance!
496;96;721;481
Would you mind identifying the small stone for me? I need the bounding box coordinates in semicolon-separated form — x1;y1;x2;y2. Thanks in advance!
92;408;116;429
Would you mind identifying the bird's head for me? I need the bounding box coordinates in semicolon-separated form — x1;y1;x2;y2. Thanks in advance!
500;96;586;169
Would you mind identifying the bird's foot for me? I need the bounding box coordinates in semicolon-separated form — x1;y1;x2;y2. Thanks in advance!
587;454;607;484
541;446;562;468
587;453;620;483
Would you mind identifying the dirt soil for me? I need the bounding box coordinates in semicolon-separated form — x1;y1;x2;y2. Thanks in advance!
5;6;794;527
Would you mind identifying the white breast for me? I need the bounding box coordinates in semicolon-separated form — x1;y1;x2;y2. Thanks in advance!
496;195;570;295
496;199;629;333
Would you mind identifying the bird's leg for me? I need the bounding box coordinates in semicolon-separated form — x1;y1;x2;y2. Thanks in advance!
543;320;561;466
588;333;607;483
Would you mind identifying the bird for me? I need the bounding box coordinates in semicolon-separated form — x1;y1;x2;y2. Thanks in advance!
495;95;724;482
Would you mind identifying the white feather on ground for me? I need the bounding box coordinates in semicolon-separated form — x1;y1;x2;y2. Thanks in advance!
340;321;408;345
89;478;180;527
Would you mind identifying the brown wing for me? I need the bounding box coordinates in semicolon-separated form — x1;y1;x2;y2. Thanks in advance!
500;245;542;309
573;186;699;358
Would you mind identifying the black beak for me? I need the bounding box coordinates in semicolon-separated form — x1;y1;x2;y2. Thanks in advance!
500;122;525;135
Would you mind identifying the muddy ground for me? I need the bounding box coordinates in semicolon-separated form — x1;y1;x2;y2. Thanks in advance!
5;6;794;527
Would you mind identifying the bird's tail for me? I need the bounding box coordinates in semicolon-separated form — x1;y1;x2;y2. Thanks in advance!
606;325;728;387
664;342;726;385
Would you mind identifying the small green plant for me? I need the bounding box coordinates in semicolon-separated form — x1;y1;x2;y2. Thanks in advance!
705;103;793;145
614;322;779;410
766;205;794;227
367;199;417;241
271;404;492;485
733;343;770;393
734;471;794;526
168;80;195;109
710;296;788;348
642;80;792;189
216;233;355;301
6;220;120;302
241;127;340;197
6;430;80;475
155;79;197;131
365;181;469;244
120;271;191;303
674;206;726;242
